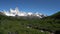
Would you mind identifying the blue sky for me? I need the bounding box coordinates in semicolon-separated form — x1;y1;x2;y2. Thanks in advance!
0;0;60;15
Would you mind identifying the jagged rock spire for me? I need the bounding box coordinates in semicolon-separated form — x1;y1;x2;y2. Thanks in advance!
1;7;46;18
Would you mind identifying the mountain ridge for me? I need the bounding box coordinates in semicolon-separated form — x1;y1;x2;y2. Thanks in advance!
0;7;46;18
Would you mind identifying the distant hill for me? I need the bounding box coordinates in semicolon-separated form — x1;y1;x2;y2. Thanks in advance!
42;11;60;19
50;11;60;19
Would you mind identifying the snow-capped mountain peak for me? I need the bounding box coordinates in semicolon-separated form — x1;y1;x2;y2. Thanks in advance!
1;7;47;18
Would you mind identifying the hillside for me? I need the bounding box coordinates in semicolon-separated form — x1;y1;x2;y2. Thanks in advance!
50;12;60;19
0;11;60;34
42;12;60;29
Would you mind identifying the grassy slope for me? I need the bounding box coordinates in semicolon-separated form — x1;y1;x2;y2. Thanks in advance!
0;12;60;34
0;15;49;34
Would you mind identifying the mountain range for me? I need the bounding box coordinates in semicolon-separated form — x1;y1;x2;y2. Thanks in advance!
0;9;60;34
0;7;46;18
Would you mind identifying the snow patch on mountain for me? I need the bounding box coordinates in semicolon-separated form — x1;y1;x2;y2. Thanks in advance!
0;7;47;18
